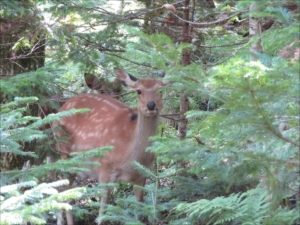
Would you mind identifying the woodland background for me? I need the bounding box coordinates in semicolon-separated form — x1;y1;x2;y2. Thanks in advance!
0;0;299;224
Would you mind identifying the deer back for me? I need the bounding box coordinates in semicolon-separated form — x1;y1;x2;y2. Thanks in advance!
57;93;137;156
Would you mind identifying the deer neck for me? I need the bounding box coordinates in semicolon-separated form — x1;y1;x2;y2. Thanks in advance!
130;111;158;165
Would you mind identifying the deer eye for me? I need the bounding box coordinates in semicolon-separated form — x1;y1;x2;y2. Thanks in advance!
137;90;142;95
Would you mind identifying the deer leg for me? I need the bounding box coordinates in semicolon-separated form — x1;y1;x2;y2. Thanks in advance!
98;187;111;224
46;155;57;181
133;177;146;202
66;207;74;225
133;178;147;222
57;172;76;225
97;172;112;225
57;210;64;225
57;207;74;225
65;174;77;225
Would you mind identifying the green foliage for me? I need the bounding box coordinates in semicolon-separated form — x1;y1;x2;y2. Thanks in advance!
12;37;31;51
2;147;113;185
175;188;300;225
0;97;90;160
97;183;173;225
97;196;145;225
163;57;298;223
0;96;114;223
0;65;83;106
1;97;43;158
0;179;85;225
249;5;294;25
206;58;299;147
142;3;299;224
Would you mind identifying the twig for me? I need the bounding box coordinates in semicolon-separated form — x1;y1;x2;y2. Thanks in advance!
195;40;249;48
105;52;158;69
159;113;180;121
171;10;249;27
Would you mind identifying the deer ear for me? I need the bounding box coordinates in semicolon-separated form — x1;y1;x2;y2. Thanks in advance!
162;80;170;86
84;73;101;90
114;68;138;88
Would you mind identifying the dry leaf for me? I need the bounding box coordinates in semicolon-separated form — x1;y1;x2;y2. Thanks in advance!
292;48;300;62
279;40;300;60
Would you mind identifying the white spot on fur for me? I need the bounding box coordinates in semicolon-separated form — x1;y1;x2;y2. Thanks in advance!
112;126;117;132
102;99;119;109
103;129;109;136
65;101;76;109
87;132;97;137
104;117;112;123
96;125;103;130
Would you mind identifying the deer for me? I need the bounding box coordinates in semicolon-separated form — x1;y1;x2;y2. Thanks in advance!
53;68;167;225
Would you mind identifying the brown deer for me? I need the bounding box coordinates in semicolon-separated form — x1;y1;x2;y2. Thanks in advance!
53;68;167;225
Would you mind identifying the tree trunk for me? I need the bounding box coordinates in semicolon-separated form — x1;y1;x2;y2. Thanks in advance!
177;0;191;176
249;1;263;60
178;0;190;140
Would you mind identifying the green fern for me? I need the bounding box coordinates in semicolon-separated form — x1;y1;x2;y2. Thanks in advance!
175;188;294;225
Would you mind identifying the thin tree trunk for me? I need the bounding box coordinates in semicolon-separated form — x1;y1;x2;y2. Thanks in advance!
178;0;190;141
178;0;190;175
249;1;263;60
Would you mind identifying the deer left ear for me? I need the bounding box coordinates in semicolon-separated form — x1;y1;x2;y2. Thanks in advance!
162;80;170;86
114;68;138;88
84;73;101;90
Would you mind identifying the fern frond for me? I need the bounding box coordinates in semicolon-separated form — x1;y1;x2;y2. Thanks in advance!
175;188;271;224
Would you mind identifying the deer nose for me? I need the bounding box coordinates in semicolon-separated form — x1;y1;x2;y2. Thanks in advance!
147;101;156;110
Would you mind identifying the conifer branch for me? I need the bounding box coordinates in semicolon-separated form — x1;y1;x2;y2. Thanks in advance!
247;79;300;148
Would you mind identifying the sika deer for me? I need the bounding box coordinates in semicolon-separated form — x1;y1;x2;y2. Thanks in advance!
54;68;167;224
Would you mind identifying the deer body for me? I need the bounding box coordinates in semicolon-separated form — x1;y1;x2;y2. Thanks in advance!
54;68;166;224
58;93;156;183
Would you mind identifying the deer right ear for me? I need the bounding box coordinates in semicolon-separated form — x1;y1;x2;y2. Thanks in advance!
114;68;138;88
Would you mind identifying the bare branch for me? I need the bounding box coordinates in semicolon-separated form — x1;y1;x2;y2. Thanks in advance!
171;10;249;27
105;52;158;69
